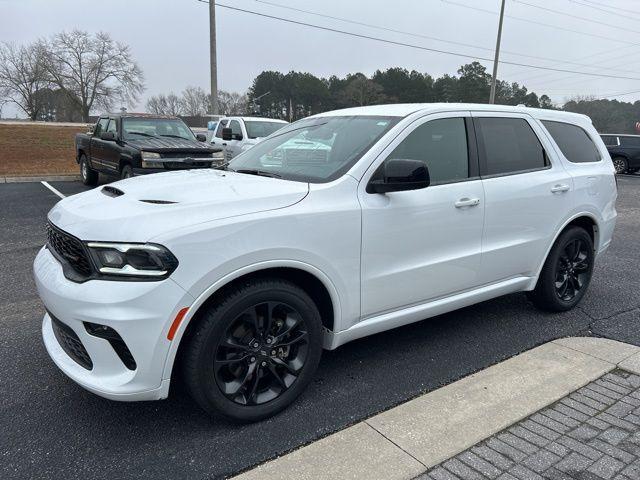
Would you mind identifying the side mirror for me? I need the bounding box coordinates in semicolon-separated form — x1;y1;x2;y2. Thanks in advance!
100;132;116;141
221;127;233;141
366;159;430;194
196;133;207;142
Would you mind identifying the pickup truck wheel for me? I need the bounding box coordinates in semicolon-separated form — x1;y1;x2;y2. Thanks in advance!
79;155;98;186
528;227;594;312
120;164;133;179
181;278;323;422
612;157;628;174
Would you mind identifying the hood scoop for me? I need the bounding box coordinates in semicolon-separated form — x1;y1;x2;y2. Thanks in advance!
139;199;178;205
101;186;124;197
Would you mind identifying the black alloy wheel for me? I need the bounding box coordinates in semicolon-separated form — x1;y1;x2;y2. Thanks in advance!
528;226;594;312
554;238;590;302
214;301;309;406
182;278;323;422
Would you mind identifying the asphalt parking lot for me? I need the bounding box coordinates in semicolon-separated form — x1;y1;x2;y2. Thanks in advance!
1;175;639;480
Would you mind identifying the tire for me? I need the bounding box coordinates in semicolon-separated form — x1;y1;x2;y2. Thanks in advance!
120;164;133;179
612;156;628;174
528;226;595;312
79;154;98;186
181;278;323;422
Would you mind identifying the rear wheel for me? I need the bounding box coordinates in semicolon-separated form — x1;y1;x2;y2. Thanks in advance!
182;278;323;422
120;164;133;179
79;155;98;186
528;226;594;312
612;156;628;174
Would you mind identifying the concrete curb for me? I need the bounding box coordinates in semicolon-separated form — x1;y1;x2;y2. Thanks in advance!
232;337;640;480
1;175;80;183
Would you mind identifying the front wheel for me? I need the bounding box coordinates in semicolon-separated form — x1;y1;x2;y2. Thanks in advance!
120;164;133;179
612;156;628;174
79;155;98;186
181;278;323;422
528;226;594;312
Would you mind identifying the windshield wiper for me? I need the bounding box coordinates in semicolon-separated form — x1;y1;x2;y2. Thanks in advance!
235;168;282;178
160;134;189;140
127;131;155;137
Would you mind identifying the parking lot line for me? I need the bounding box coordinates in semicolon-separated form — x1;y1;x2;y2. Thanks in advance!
40;181;66;199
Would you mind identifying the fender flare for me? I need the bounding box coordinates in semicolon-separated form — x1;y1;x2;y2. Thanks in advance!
527;211;600;290
160;259;342;381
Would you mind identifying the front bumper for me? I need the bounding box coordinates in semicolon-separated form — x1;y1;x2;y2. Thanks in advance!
34;246;194;401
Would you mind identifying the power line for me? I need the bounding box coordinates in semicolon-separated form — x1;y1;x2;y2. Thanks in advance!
197;0;640;82
442;0;640;47
577;0;640;19
568;0;640;21
248;0;636;74
513;0;640;35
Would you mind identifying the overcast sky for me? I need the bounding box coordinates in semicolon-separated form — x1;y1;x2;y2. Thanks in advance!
2;0;640;117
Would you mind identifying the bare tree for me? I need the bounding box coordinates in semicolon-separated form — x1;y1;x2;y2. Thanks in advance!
40;30;144;121
0;42;48;120
217;90;248;115
340;74;385;107
146;92;183;116
180;86;208;116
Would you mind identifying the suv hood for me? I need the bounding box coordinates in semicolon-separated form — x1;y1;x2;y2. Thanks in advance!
126;136;217;152
48;169;309;242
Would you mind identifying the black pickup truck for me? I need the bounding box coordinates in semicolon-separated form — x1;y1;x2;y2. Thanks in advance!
75;113;223;185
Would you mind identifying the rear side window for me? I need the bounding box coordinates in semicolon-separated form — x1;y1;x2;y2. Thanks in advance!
620;136;640;147
386;117;469;185
601;135;618;146
542;121;600;163
476;117;547;176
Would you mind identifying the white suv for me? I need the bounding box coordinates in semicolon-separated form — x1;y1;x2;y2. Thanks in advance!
34;104;617;421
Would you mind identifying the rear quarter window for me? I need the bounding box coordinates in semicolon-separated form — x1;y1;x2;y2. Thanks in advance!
542;120;601;163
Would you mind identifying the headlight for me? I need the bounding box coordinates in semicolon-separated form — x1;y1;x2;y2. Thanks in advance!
141;151;161;159
211;150;225;159
86;242;178;280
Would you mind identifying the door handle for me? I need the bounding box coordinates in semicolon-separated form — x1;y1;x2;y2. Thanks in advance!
550;184;570;193
454;197;480;208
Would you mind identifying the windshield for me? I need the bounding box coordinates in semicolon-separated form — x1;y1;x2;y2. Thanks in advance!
122;117;196;141
244;120;287;139
228;116;400;183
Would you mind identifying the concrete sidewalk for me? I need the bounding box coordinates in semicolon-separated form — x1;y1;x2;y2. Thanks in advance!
233;337;640;480
1;174;79;183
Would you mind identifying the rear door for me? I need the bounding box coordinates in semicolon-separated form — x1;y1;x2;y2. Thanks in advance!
472;113;574;284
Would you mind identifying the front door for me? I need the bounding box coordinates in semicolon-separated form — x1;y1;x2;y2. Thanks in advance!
359;112;485;321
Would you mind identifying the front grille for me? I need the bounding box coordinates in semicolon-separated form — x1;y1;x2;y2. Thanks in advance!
163;161;212;169
51;314;93;370
46;222;93;278
160;151;213;159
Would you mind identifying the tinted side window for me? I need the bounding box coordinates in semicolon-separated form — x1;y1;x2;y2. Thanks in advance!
94;118;109;136
215;119;228;138
385;118;469;185
620;136;640;148
542;121;600;163
106;119;118;134
476;117;547;176
230;120;242;137
601;135;618;146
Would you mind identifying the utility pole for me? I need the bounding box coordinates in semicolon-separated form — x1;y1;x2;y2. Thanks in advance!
209;0;219;115
489;0;506;104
